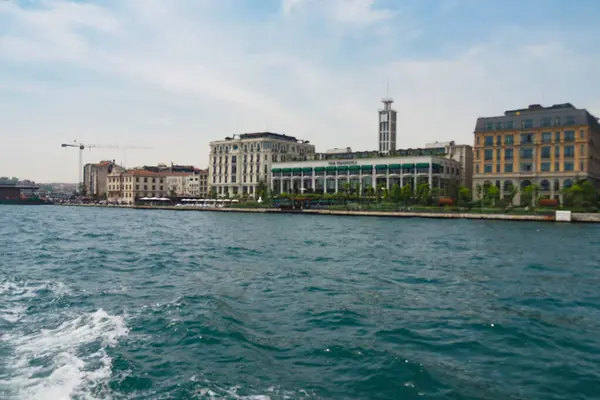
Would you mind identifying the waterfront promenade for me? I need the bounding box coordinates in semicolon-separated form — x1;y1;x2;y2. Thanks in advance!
57;203;600;223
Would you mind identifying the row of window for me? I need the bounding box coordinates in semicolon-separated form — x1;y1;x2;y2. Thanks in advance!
212;174;263;184
483;116;577;131
477;160;584;174
479;144;584;161
478;130;584;146
213;142;314;155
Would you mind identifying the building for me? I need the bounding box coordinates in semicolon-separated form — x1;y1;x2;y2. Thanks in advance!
378;98;397;154
271;149;461;195
473;103;600;203
107;169;167;203
83;161;124;198
165;172;189;196
184;169;209;197
209;132;315;198
426;141;474;190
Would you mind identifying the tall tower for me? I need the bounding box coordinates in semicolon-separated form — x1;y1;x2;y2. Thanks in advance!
378;97;397;154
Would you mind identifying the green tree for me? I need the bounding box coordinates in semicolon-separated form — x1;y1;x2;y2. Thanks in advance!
458;186;471;205
400;184;412;205
521;184;539;207
210;187;217;199
390;184;402;203
256;180;268;199
416;183;430;205
486;185;500;206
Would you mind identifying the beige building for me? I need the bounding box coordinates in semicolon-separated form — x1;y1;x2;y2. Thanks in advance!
473;103;600;203
426;141;473;190
165;173;188;196
107;169;167;203
83;161;124;198
209;132;315;198
183;169;209;197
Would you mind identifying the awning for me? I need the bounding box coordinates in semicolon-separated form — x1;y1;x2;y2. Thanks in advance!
314;167;325;171
348;165;361;171
336;165;349;171
325;166;336;172
416;163;430;168
302;167;313;172
375;164;388;170
360;165;373;170
281;168;292;172
271;168;281;173
402;163;414;169
432;163;442;168
389;164;402;169
292;168;302;172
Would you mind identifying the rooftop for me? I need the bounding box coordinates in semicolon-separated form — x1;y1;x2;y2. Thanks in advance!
215;132;309;143
475;102;600;132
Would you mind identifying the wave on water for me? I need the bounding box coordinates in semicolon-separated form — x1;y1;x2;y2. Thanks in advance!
0;280;129;400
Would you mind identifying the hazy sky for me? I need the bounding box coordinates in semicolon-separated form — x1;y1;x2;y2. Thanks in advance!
1;0;599;182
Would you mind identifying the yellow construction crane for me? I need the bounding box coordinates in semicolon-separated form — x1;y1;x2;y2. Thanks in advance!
61;141;152;193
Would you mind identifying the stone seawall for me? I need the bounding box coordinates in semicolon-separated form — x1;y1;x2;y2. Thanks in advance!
56;204;566;222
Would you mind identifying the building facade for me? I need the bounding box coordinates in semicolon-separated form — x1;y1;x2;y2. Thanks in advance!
271;153;461;196
83;161;124;198
165;173;188;196
378;98;397;154
184;169;209;197
209;132;315;198
107;169;167;203
473;103;600;203
426;141;473;190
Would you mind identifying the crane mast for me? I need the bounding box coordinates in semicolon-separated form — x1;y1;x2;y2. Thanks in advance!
61;141;151;195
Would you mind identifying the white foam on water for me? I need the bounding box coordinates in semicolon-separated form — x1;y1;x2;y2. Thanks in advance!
0;280;70;324
3;308;129;400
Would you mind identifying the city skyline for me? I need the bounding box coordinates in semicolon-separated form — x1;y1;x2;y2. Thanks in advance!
1;0;599;182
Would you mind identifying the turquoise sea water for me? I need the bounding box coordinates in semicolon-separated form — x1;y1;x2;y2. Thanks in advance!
1;206;600;399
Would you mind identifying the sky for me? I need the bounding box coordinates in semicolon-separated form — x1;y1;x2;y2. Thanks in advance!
1;0;599;183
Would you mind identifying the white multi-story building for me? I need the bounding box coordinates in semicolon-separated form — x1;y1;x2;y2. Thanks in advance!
208;132;315;198
378;97;397;154
165;173;187;196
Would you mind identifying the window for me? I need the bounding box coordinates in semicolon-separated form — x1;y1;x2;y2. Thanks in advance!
504;149;513;160
495;122;502;130
564;145;574;157
580;130;585;139
522;119;533;129
476;164;480;174
496;136;502;145
485;122;493;131
555;146;560;157
496;149;501;160
484;149;493;160
231;156;237;163
580;161;585;171
564;162;574;171
496;164;501;173
564;131;575;141
520;163;533;172
484;164;492;173
485;136;494;146
541;117;551;127
554;117;561;126
580;144;585;157
565;116;575;125
505;121;514;129
520;147;533;159
504;163;513;173
541;147;551;159
542;132;552;143
541;162;551;172
505;135;514;145
475;149;480;160
555;132;561;142
476;136;480;145
555;162;559;172
520;133;533;144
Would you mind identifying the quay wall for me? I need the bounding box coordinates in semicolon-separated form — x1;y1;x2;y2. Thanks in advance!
55;204;565;222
